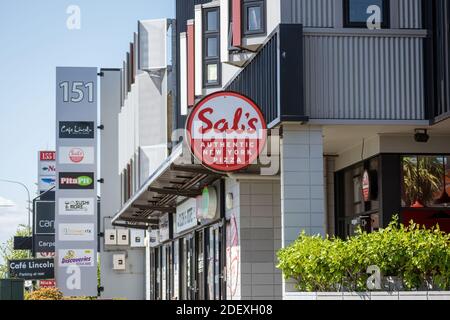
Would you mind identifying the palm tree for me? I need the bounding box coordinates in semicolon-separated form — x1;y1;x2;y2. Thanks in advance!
402;156;443;207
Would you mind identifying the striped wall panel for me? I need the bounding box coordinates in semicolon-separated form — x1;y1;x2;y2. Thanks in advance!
285;0;335;28
399;0;422;29
303;34;425;120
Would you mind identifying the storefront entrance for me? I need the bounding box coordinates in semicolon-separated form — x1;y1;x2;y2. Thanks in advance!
151;223;225;301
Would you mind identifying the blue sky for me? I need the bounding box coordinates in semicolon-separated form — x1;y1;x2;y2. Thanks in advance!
0;1;174;253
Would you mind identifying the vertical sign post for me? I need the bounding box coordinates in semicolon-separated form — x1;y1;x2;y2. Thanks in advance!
55;67;98;297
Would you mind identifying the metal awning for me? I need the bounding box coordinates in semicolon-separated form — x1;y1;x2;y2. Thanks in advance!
111;144;224;229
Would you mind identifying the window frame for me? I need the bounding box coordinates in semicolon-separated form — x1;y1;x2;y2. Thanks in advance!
203;7;221;88
343;0;390;28
400;154;450;208
242;0;266;36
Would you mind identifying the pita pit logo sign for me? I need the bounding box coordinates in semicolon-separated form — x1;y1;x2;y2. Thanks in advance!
186;92;267;172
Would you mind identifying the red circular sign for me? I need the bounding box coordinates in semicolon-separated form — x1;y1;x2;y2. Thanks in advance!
69;148;85;163
362;170;371;202
186;92;267;172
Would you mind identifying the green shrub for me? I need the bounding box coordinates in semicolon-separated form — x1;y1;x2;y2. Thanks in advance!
26;288;64;300
276;217;450;292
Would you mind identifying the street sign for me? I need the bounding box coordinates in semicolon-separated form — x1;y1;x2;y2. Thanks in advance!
55;67;98;297
38;151;56;194
186;91;267;172
13;237;32;251
8;259;54;280
34;201;55;235
34;235;55;253
39;279;56;288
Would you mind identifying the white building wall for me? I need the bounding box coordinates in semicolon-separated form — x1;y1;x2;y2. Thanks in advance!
280;124;326;295
100;69;146;300
225;178;283;300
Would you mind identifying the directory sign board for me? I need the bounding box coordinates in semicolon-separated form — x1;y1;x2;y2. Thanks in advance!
55;67;98;297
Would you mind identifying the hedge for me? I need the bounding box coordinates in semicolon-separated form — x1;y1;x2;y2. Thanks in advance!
276;217;450;292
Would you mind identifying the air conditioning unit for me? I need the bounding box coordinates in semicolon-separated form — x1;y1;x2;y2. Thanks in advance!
117;229;129;246
113;254;126;271
105;229;117;246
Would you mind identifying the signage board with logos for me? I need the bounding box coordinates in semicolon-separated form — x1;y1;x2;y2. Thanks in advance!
34;201;55;235
39;279;56;288
55;67;98;297
159;214;171;243
58;198;95;216
8;259;54;280
38;177;56;192
58;223;95;242
34;235;56;253
58;172;95;190
186;91;267;172
361;170;378;202
197;186;218;222
40;151;56;161
38;151;56;194
59;146;95;165
14;237;32;251
59;121;95;139
362;170;371;202
58;249;95;267
176;198;198;234
39;162;57;176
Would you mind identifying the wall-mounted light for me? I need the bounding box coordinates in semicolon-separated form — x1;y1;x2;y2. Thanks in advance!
414;129;430;143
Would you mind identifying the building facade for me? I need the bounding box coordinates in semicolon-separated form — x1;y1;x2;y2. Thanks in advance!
105;0;450;300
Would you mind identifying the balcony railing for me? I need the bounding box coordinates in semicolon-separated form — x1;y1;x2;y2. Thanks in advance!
224;24;307;128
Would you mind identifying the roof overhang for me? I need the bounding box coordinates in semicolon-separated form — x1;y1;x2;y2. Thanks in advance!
111;144;224;229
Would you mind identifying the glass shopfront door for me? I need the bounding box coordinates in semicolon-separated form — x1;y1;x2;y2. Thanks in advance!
177;223;225;300
196;230;206;300
206;225;223;300
181;234;196;300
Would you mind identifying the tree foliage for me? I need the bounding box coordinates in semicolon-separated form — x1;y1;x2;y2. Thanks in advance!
0;225;30;279
277;217;450;292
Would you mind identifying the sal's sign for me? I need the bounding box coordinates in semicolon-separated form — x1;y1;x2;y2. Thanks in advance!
186;92;267;172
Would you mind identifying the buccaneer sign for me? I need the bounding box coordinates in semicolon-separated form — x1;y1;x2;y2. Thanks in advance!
186;91;267;172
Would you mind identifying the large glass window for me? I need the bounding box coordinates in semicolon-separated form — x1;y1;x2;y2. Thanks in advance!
401;156;450;208
243;0;265;35
203;7;221;87
344;0;389;28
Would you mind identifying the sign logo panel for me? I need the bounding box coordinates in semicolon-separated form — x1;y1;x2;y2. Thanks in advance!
59;173;94;190
58;198;94;216
58;249;95;267
186;91;267;172
58;223;95;242
8;259;54;280
59;121;95;139
59;147;95;165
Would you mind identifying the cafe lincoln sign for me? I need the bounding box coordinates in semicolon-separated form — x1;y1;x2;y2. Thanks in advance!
186;91;267;172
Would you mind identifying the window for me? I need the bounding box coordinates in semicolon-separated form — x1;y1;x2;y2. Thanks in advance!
344;0;389;28
243;0;265;35
203;7;221;87
401;155;450;208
